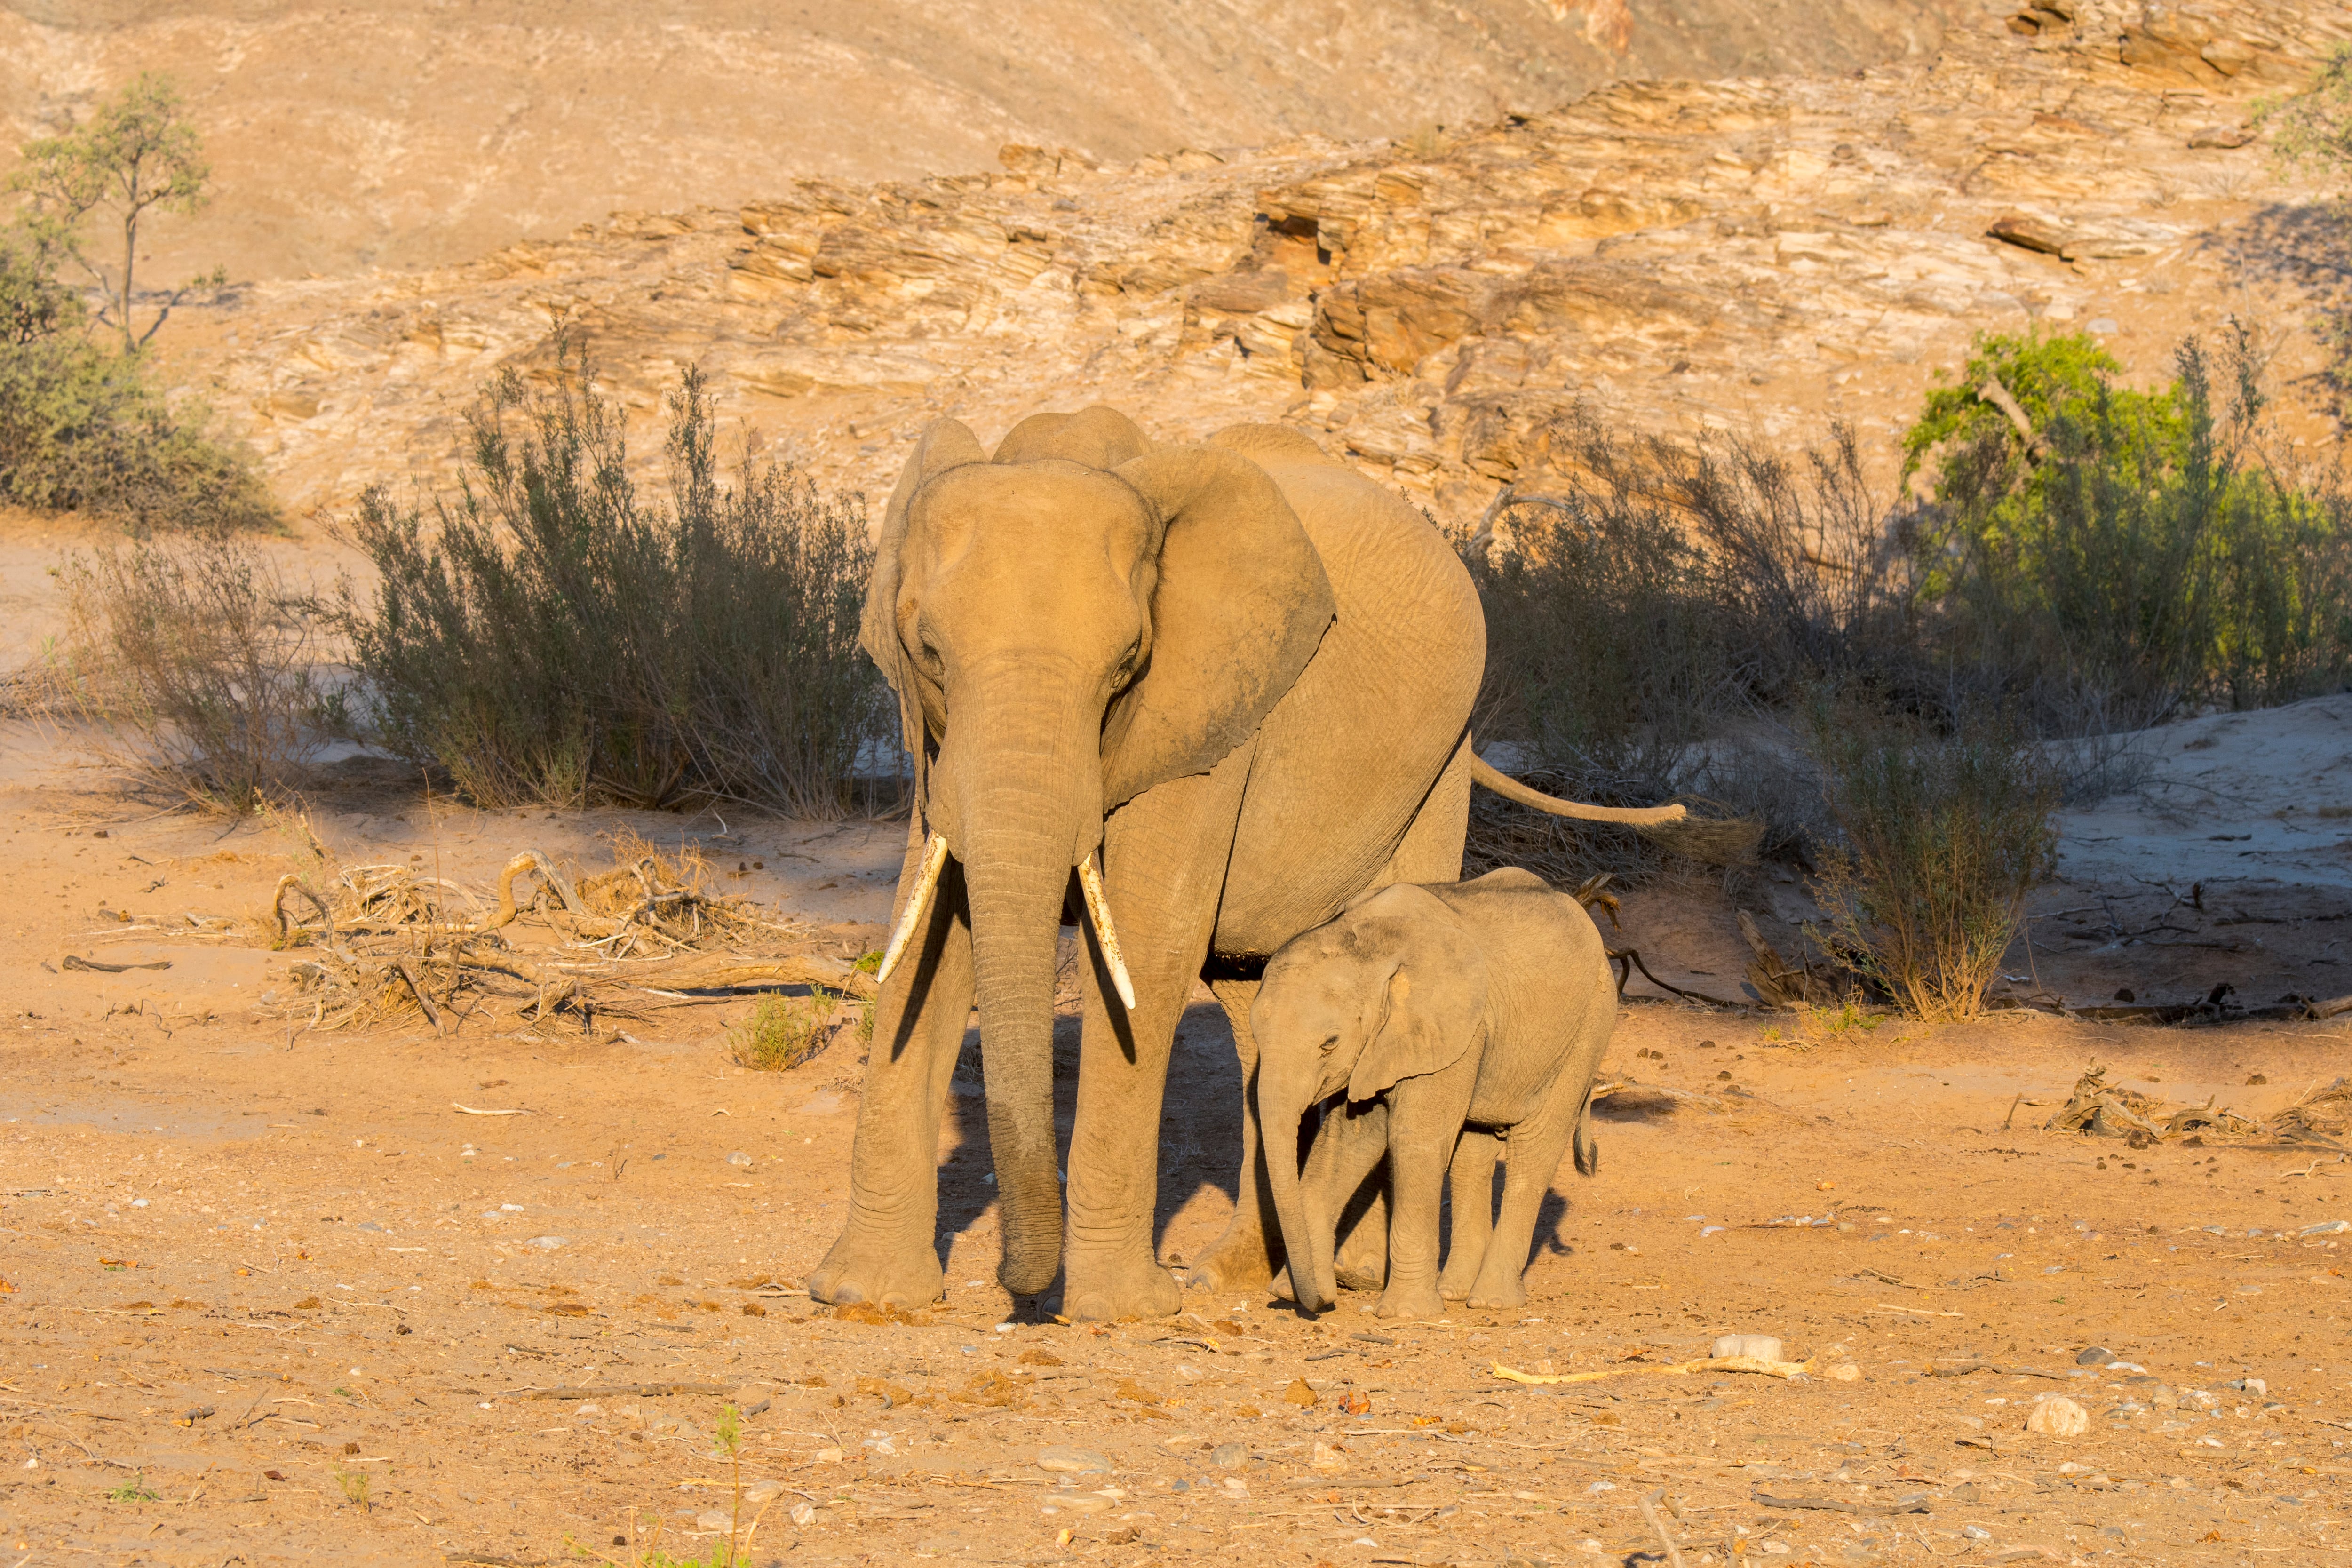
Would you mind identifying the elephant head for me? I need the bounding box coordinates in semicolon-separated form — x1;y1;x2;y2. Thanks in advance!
865;406;1336;1293
1250;885;1489;1313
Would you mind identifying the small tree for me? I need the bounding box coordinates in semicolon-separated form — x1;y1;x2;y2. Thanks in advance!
9;73;221;351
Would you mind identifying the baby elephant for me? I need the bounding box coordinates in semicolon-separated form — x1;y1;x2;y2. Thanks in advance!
1253;867;1614;1319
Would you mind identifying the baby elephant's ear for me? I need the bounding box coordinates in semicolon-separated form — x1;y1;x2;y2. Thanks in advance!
1348;922;1487;1101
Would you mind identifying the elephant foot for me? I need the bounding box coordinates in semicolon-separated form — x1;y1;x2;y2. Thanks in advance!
1332;1248;1388;1293
807;1219;944;1310
1269;1265;1297;1304
1062;1249;1182;1322
1373;1283;1445;1321
1182;1214;1277;1295
1436;1267;1477;1302
1465;1272;1529;1311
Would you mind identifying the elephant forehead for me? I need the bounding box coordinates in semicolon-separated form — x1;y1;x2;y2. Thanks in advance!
915;460;1153;542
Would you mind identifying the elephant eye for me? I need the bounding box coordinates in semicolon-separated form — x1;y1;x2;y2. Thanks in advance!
1318;1034;1339;1055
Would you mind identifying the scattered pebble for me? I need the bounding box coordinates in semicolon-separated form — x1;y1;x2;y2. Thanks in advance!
727;1151;753;1167
1211;1442;1248;1469
2027;1397;2090;1437
1037;1446;1112;1473
524;1235;567;1250
2075;1346;2112;1366
1715;1334;1783;1361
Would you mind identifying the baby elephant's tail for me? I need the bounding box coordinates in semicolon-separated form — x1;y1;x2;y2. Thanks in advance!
1572;1085;1601;1177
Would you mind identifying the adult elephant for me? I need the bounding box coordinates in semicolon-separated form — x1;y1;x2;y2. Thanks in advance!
807;406;1680;1321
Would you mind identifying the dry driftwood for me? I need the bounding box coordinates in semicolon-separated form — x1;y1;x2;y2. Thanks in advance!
2045;1064;2352;1152
264;837;871;1035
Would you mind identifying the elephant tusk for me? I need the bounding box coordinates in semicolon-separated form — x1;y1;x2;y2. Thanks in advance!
875;834;950;987
1076;853;1138;1012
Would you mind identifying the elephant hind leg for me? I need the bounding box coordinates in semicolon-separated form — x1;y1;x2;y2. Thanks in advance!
1438;1128;1502;1301
1465;1080;1585;1310
1184;975;1281;1296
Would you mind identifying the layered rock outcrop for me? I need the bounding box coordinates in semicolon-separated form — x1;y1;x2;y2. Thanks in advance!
143;0;2352;526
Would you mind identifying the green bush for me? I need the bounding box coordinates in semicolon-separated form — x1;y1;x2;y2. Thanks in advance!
1906;329;2352;719
340;343;886;814
1807;698;2058;1021
0;327;275;531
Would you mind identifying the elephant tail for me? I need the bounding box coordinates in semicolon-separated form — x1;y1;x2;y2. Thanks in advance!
1572;1085;1601;1178
1471;752;1766;866
1469;753;1686;826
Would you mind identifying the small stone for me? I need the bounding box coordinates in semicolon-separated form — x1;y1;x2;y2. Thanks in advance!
694;1509;729;1531
574;1401;602;1416
1714;1334;1783;1362
1159;1432;1204;1452
1045;1493;1113;1514
1962;1525;1992;1540
1311;1440;1349;1473
728;1151;753;1167
2301;1220;2348;1235
789;1501;817;1526
2027;1396;2090;1436
1037;1446;1112;1473
524;1235;567;1250
742;1478;783;1504
1283;1377;1321;1407
1822;1362;1862;1381
1211;1441;1248;1469
2075;1346;2113;1366
813;1446;843;1464
732;1383;772;1416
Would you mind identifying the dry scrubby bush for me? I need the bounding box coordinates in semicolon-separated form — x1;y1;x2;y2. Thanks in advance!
1467;328;2351;1016
43;532;342;808
1807;699;2058;1019
339;345;886;815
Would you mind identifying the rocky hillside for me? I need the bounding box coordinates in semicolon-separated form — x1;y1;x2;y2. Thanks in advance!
0;0;1973;282
120;0;2352;525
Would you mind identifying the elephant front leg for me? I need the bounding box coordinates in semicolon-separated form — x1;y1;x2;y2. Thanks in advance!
1062;756;1251;1321
809;855;974;1309
1373;1077;1475;1321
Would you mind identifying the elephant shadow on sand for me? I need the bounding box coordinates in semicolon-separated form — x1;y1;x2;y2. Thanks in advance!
933;993;1247;1286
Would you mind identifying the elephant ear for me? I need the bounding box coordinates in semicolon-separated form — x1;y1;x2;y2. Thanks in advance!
993;405;1149;469
863;418;985;720
1348;889;1487;1102
1102;446;1335;807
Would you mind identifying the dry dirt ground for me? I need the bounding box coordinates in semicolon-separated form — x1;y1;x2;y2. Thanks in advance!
4;724;2352;1568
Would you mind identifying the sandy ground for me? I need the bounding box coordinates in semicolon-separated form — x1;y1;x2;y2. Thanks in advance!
3;706;2352;1568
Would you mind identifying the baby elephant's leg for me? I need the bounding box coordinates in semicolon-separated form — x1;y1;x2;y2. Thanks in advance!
1467;1071;1590;1309
1376;1077;1474;1321
1437;1129;1501;1301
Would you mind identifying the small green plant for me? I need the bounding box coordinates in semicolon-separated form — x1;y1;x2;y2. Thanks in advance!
573;1405;775;1568
1807;699;2058;1022
729;995;833;1072
106;1472;159;1503
334;1466;371;1511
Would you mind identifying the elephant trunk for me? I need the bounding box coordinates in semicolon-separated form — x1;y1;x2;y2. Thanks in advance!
942;669;1104;1297
1261;1064;1336;1313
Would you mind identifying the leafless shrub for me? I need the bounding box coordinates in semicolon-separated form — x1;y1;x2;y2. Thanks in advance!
41;532;341;808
